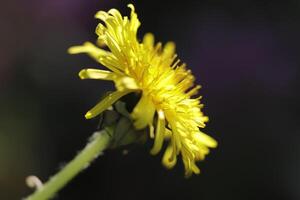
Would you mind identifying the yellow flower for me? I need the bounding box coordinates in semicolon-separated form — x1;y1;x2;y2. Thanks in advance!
69;4;217;176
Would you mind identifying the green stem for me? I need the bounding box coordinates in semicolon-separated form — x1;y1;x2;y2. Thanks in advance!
25;129;112;200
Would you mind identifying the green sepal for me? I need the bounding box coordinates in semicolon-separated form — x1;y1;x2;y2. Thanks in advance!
98;100;148;149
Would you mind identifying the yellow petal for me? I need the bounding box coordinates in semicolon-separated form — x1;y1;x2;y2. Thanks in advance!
94;11;109;21
162;42;175;59
195;132;218;148
191;163;200;174
85;90;134;119
149;123;154;139
186;85;201;97
164;128;172;139
68;42;107;60
79;69;116;80
128;4;140;33
131;95;155;129
162;142;177;169
150;110;166;155
143;33;154;48
184;162;200;178
108;8;123;24
68;42;123;75
115;77;139;90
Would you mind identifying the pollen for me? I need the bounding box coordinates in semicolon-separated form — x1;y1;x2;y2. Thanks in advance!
69;4;217;176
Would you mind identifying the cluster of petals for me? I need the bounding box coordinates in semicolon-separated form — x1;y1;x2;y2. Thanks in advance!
69;4;217;176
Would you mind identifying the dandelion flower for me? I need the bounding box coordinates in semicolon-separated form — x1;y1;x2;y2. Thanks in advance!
69;4;217;176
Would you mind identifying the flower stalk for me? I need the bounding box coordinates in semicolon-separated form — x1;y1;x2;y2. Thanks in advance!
24;129;112;200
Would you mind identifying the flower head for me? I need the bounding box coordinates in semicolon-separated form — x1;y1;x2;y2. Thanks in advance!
69;4;217;176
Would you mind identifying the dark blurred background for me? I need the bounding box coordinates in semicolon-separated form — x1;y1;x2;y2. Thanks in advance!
1;0;299;199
